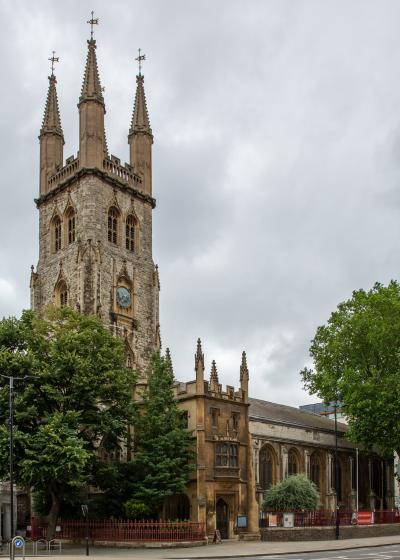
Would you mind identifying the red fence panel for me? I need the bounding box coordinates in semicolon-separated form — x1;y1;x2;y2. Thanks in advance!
41;519;205;542
261;510;400;528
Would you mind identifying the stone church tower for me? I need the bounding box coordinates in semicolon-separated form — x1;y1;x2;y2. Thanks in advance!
30;37;160;382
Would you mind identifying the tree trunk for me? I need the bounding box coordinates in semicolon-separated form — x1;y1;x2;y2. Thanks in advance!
47;490;60;541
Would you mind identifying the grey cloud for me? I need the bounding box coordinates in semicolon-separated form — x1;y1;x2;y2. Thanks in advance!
1;0;400;406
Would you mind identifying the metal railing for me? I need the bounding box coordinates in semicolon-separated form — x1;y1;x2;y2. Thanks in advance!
260;510;400;528
31;519;205;542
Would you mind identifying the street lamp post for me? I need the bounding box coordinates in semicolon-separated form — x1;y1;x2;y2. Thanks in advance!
81;504;89;556
8;376;14;540
334;402;340;540
1;374;34;541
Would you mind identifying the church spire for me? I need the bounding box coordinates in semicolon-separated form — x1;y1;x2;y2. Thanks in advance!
128;50;153;196
41;74;64;137
79;38;105;107
39;54;64;196
78;29;106;169
129;75;152;136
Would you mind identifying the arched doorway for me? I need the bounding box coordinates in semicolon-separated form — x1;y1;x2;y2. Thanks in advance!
216;498;229;539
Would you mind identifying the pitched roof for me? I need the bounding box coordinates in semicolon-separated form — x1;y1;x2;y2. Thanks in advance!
249;397;348;434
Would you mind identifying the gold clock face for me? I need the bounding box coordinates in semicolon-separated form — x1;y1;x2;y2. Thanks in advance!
116;286;131;308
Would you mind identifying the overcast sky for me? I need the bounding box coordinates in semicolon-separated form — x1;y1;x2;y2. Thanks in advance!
1;0;400;407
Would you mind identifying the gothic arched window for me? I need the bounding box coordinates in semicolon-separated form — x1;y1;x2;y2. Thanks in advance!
310;453;322;490
66;208;76;244
331;457;342;500
288;450;299;476
53;216;62;252
125;214;136;252
259;446;275;490
108;207;119;245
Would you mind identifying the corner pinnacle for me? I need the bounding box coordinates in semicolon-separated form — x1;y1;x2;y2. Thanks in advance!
194;338;204;370
40;73;64;139
210;360;219;384
129;74;152;136
240;351;249;381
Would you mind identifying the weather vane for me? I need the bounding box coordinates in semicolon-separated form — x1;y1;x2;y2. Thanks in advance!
87;10;99;40
48;51;59;76
135;48;146;76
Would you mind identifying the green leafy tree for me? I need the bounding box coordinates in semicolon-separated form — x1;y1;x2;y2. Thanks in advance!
91;460;139;518
125;354;195;517
0;307;135;538
262;474;319;511
301;281;400;458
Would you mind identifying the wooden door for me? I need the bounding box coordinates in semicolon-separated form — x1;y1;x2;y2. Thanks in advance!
216;498;229;539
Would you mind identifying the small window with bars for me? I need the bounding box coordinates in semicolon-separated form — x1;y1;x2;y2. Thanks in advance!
108;207;119;245
54;216;62;252
126;215;135;251
216;443;238;467
67;210;76;244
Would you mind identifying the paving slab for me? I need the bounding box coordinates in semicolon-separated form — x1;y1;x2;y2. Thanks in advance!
5;535;400;560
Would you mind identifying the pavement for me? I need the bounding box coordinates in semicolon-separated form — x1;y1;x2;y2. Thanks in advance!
3;535;400;560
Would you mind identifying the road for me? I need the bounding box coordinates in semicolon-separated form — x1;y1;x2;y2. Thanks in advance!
3;540;400;559
189;545;400;560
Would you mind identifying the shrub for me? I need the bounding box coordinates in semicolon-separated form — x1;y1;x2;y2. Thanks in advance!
124;500;151;520
262;474;319;511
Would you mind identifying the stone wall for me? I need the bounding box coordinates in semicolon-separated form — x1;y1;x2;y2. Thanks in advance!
261;524;400;541
32;171;159;378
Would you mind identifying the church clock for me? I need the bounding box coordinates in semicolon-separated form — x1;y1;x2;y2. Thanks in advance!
116;286;131;308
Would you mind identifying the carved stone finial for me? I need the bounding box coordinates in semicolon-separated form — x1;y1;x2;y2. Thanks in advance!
240;350;249;381
210;360;219;384
194;338;204;370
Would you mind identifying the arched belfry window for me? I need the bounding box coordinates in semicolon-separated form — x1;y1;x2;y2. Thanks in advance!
125;214;136;252
259;446;275;490
288;450;299;476
53;216;62;252
66;208;76;244
108;207;119;245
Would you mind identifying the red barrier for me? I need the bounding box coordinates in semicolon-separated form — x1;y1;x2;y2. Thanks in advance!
357;511;374;525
